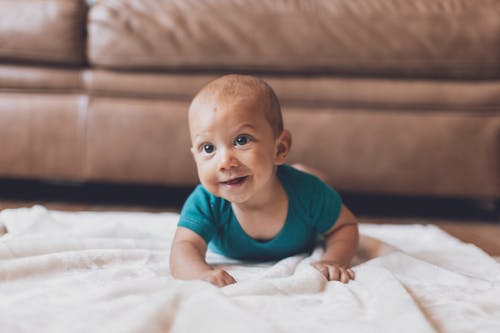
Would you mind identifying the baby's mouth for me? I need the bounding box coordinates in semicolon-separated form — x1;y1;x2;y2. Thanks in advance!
221;176;248;186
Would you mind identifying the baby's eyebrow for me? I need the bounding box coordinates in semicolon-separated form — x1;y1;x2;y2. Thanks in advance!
192;134;210;145
234;124;256;132
191;123;256;144
193;129;212;139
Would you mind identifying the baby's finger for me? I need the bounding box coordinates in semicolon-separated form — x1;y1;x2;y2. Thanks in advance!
216;278;227;287
327;266;340;281
340;269;350;283
312;263;329;279
213;274;227;287
202;274;218;286
222;272;237;286
347;268;355;280
320;266;329;279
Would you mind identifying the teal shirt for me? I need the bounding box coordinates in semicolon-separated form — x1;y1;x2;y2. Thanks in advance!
178;164;342;261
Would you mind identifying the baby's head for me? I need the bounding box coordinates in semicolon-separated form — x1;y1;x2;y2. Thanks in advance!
188;74;291;203
189;74;283;137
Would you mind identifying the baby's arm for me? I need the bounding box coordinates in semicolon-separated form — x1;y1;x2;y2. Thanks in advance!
169;227;236;287
312;204;359;283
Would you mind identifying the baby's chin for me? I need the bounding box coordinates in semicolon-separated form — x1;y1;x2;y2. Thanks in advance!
205;184;253;204
217;189;253;204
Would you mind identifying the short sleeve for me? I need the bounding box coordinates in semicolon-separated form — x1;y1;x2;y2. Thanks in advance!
177;185;218;244
310;177;343;234
279;165;343;235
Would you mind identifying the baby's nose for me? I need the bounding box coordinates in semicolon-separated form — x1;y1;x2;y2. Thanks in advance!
218;148;239;170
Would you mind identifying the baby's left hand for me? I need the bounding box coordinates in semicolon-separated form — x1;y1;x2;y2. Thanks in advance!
311;260;355;283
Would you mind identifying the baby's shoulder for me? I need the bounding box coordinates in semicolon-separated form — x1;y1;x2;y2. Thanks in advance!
278;164;325;191
280;165;342;229
279;164;339;208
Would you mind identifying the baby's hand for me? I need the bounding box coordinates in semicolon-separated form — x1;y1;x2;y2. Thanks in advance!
311;260;355;283
200;268;236;287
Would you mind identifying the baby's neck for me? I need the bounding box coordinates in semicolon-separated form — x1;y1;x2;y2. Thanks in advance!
234;175;284;210
231;178;288;241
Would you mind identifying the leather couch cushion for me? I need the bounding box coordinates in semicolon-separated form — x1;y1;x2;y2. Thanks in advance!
0;0;86;65
286;108;500;198
86;98;197;185
84;70;500;111
0;65;84;92
83;92;499;197
3;65;500;112
0;93;87;179
88;0;500;79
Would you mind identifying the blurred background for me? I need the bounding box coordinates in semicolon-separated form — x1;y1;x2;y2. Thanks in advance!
0;0;498;252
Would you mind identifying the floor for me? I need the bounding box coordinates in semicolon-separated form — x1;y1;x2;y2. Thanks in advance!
1;199;499;257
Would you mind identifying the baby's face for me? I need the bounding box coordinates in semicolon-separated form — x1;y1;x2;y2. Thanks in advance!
189;95;285;205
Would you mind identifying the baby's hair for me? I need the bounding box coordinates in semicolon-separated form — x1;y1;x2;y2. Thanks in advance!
190;74;284;137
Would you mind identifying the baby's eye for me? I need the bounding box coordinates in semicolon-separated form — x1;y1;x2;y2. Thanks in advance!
234;135;251;147
201;143;215;154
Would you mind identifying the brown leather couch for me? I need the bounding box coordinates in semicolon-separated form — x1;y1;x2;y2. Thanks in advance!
0;0;499;200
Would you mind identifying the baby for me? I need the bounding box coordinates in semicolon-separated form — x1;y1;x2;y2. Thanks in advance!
170;74;358;287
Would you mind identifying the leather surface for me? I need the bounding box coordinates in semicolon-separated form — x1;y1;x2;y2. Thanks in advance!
86;70;214;101
0;65;84;92
85;70;500;111
83;95;499;197
3;67;500;113
0;93;87;179
88;0;500;78
286;108;500;198
0;0;86;65
0;0;499;199
85;97;197;185
0;66;499;197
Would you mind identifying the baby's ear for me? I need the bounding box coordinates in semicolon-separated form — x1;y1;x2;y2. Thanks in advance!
275;130;292;164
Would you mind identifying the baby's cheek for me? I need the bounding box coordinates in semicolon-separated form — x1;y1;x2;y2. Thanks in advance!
196;159;212;175
198;168;218;192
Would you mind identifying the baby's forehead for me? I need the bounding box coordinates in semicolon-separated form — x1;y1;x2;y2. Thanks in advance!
202;78;267;103
191;83;268;116
189;94;267;125
189;75;280;135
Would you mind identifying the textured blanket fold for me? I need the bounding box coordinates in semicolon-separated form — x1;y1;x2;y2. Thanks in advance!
1;206;499;333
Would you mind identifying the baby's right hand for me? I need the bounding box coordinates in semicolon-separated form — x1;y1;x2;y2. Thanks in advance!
200;268;236;287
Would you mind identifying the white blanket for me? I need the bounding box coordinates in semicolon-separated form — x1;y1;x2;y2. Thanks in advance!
0;206;499;333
